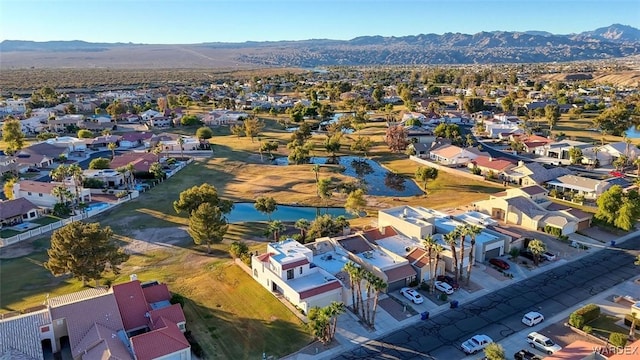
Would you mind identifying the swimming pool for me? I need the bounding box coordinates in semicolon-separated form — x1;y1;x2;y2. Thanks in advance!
13;222;33;230
86;202;110;212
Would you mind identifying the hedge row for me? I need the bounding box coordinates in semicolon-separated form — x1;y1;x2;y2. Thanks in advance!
569;304;600;328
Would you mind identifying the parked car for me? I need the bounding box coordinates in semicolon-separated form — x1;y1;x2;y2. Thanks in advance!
522;311;544;326
26;167;40;173
489;258;510;270
514;349;542;360
400;287;424;304
542;251;556;261
527;332;562;354
521;250;546;262
461;334;493;354
434;281;454;295
436;275;459;289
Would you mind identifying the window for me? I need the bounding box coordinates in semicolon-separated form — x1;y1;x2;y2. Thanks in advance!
28;192;32;196
287;269;294;280
39;193;43;197
253;269;258;277
299;267;303;275
40;326;50;333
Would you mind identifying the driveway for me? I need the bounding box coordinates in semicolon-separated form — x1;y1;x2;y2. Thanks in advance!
335;236;640;359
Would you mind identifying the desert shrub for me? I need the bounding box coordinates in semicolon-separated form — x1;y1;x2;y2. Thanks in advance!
573;304;600;324
170;293;185;308
228;241;249;259
608;332;627;348
544;225;562;237
569;313;585;329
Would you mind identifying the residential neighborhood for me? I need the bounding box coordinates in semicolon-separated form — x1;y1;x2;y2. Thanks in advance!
1;56;640;360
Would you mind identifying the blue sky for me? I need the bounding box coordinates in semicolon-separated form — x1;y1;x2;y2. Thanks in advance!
1;0;639;44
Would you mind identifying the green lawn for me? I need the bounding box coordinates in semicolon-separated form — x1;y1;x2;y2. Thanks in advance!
589;314;630;340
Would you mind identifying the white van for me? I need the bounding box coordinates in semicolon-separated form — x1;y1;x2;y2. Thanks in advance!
522;311;544;326
527;332;562;354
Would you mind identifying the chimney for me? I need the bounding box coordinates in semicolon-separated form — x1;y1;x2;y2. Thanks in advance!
489;156;493;162
518;160;524;166
130;274;138;282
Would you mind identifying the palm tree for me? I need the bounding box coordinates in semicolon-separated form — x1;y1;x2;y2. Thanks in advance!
267;220;286;241
50;164;69;183
67;164;84;205
343;262;362;315
177;137;185;161
294;218;310;239
52;185;71;205
326;301;346;342
152;144;163;162
433;243;444;281
107;142;117;160
465;225;483;285
444;232;459;282
454;226;467;281
126;163;135;189
422;235;437;293
630;311;638;341
312;164;320;197
367;275;387;328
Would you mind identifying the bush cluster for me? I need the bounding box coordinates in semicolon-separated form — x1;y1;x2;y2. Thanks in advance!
543;225;562;237
569;304;600;328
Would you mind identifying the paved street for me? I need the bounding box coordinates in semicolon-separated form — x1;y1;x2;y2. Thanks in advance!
334;236;640;360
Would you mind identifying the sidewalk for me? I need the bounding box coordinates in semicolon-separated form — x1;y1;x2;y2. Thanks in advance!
281;228;640;360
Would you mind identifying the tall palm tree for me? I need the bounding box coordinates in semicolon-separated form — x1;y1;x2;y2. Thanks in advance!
366;273;386;328
126;163;135;189
454;226;467;281
52;185;71;205
152;144;163;162
312;164;320;197
465;225;483;285
267;220;286;241
294;218;310;239
422;235;437;293
50;164;69;183
527;239;547;266
67;164;84;205
433;243;444;281
343;262;361;315
444;232;459;282
326;301;346;342
177;136;185;161
107;142;117;160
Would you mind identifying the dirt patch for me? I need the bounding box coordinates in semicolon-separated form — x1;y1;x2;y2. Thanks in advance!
119;227;191;254
378;296;417;321
0;238;40;259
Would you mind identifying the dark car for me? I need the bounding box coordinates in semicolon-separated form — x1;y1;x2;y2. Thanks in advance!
436;275;459;290
26;167;40;173
521;251;546;262
514;349;542;360
489;258;510;270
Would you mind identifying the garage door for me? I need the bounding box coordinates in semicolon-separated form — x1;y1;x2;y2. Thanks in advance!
484;247;501;261
577;219;590;231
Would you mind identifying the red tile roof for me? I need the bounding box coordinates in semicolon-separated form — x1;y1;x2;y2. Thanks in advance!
18;180;57;193
149;304;185;325
282;258;309;270
519;185;547;196
405;248;426;264
361;226;398;241
131;317;190;360
472;155;515;171
112;280;150;331
299;281;343;300
384;264;417;283
256;252;273;262
109;153;157;172
142;283;171;304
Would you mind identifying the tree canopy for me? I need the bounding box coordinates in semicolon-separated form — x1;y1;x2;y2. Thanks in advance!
2;117;25;155
596;185;640;231
89;157;111;169
254;196;278;220
174;183;233;215
415;166;438;194
345;189;367;217
196;126;214;140
187;202;229;253
384;125;408;152
306;214;349;242
44;222;129;286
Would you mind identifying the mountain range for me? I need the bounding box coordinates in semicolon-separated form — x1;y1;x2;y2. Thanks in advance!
1;24;639;69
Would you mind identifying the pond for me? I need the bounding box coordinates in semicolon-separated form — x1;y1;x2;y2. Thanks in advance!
287;112;355;134
226;203;349;223
273;156;423;197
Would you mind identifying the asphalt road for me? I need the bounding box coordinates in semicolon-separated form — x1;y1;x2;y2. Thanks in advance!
335;236;640;360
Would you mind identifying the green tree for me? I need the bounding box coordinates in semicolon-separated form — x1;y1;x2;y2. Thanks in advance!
267;220;286;241
545;104;560;131
527;239;547;266
44;222;129;286
88;157;111;169
568;147;583;165
483;343;506;360
595;185;626;226
196;126;213;140
177;137;185;160
3;178;16;200
294;218;311;238
243;116;265;142
254;196;278;220
2;117;25;155
422;235;438;293
463;97;484;113
345;189;367;217
307;214;349;241
324;133;342;159
149;162;165;180
187;202;229;254
228;240;249;259
350;136;372;158
501;97;514;113
343;261;364;315
67;164;84;205
609;332;628;348
180;114;200;126
415;166;438;195
364;272;386;327
259;141;279;159
77;129;94;139
465;224;483;285
444;232;459;282
594;102;633;136
174;183;233;215
318;178;333;209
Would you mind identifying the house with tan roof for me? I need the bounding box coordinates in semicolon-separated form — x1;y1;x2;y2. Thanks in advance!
13;180;91;208
546;174;611;200
0;198;40;226
504;161;572;186
429;144;478;166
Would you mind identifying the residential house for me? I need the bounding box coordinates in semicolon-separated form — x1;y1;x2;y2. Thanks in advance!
20;115;49;134
84;134;122;150
202;110;248;126
0;307;52;360
538;140;594;164
429;144;479;166
47;114;85;132
120;132;154;149
468;155;516;178
600;141;640;166
13;142;67;168
408;143;431;158
546;174;612;200
401;112;427;124
520;135;554;154
45;136;87;154
148;116;172;128
140;110;162;122
472;185;591;235
83;169;125;188
13;180;91;208
251;239;344;314
110;153;158;173
504;161;572;186
0;155;18;175
405;126;435;144
485;122;522;139
0;198;40;226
